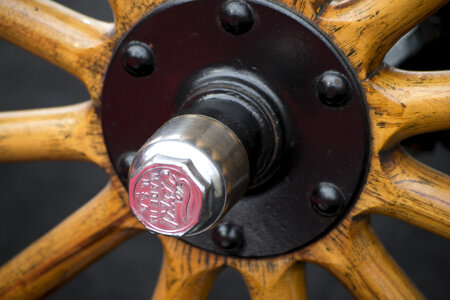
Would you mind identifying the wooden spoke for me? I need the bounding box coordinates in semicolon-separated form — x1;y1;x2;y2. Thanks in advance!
360;149;450;239
0;101;109;168
156;237;307;300
1;0;447;299
153;236;226;300
0;0;114;99
0;183;140;300
279;0;321;20
108;0;166;35
230;258;307;300
315;0;448;78
109;0;321;35
297;217;424;299
366;67;450;151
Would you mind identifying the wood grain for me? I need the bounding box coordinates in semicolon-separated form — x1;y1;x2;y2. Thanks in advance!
0;0;115;101
109;0;321;37
155;216;420;299
297;217;424;300
154;236;307;300
0;101;109;167
1;0;449;299
315;0;448;79
108;0;167;36
0;183;140;300
153;237;225;300
357;149;450;239
230;258;306;300
367;66;450;151
147;2;450;295
279;0;320;20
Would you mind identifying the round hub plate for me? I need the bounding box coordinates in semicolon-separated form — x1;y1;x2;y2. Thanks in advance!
101;0;370;257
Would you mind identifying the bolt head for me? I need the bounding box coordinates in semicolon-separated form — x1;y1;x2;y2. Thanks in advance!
220;0;254;35
311;182;345;216
212;223;244;253
129;155;209;236
316;71;350;106
122;41;156;77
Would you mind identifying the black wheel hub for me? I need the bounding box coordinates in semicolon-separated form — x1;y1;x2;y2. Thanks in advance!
101;0;370;257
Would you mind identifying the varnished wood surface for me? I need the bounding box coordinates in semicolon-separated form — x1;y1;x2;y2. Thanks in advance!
233;259;306;300
154;236;307;300
297;217;424;300
367;67;450;151
0;0;449;299
278;0;317;20
154;215;421;300
0;184;140;300
0;101;109;166
147;1;450;299
315;0;448;79
0;0;114;100
108;0;166;35
357;149;450;239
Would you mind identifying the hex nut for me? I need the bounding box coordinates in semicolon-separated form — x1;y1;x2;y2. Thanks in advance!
129;155;210;236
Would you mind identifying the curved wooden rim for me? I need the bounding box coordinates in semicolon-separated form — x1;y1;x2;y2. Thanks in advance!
0;0;448;299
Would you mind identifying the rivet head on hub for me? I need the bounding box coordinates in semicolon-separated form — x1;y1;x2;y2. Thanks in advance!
212;223;244;253
122;41;156;77
219;0;254;35
311;182;345;216
316;71;350;107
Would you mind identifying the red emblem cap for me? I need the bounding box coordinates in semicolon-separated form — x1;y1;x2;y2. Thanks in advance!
129;161;205;236
127;115;250;237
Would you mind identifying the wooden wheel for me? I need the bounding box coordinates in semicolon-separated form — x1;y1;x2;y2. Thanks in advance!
0;0;449;299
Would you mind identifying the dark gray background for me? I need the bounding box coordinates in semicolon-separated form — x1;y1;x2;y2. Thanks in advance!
0;1;449;299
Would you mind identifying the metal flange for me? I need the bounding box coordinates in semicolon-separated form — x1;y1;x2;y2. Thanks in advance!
101;0;370;257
